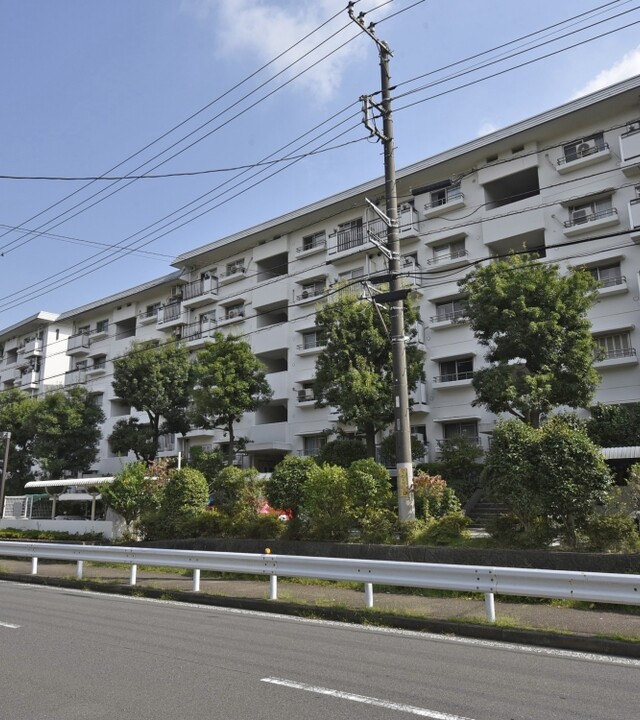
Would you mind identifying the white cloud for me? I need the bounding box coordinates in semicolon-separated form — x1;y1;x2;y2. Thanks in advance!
477;121;499;137
184;0;389;102
571;46;640;99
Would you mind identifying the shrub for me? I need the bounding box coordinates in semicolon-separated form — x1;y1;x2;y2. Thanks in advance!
265;455;316;516
315;439;367;468
581;514;640;553
412;513;470;546
187;447;226;486
413;471;461;521
161;467;209;537
302;464;352;541
378;433;427;466
232;513;287;540
211;466;261;516
486;513;556;549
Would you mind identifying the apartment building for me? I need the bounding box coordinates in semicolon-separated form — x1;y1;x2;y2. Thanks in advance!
1;75;639;476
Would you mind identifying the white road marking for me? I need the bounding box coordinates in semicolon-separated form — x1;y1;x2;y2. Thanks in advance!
261;677;476;719
0;620;20;629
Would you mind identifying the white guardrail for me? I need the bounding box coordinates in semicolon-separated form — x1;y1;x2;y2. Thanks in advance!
1;541;639;622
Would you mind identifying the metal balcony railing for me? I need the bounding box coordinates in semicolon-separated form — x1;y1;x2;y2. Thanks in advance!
434;370;474;383
564;207;618;228
557;142;609;165
595;347;637;361
430;308;466;324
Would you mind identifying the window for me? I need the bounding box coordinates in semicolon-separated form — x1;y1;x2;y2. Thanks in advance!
225;259;245;276
300;230;326;252
300;330;323;351
567;196;614;226
96;319;109;334
336;218;364;252
561;132;605;164
303;435;326;457
77;324;90;335
432;239;466;264
594;332;635;360
144;302;161;318
442;421;479;442
224;302;245;320
433;298;465;323
91;355;107;370
589;262;623;288
427;184;462;209
437;357;473;383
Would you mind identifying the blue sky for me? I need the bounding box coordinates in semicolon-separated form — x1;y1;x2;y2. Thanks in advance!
1;0;639;328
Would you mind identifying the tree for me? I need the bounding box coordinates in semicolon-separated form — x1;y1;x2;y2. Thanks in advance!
0;388;38;494
483;417;613;545
100;461;162;528
191;333;272;466
265;455;315;517
313;293;425;455
111;340;193;460
315;438;367;468
108;418;155;462
587;403;640;447
459;253;600;427
32;387;104;478
160;467;209;537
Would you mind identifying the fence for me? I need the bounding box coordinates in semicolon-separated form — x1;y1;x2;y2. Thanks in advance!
1;541;639;623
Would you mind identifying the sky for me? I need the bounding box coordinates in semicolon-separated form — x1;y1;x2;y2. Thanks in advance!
1;0;640;329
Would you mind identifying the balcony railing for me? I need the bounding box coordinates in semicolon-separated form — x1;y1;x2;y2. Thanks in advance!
424;188;464;211
595;347;637;361
557;142;609;165
297;389;315;403
597;274;625;288
296;285;325;302
430;308;466;324
334;225;365;253
297;234;326;254
434;371;474;383
427;248;469;266
67;333;90;354
564;207;618;228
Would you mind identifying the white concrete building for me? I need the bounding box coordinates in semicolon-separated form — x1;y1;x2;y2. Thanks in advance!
1;75;640;476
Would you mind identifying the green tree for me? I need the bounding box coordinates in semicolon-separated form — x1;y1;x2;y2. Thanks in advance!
483;417;612;545
302;463;352;541
459;254;600;427
265;455;315;517
0;388;38;494
315;438;367;468
161;467;209;537
100;461;162;527
108;418;155;462
111;340;193;460
313;294;425;455
191;333;272;466
587;402;640;447
32;387;104;478
346;458;395;542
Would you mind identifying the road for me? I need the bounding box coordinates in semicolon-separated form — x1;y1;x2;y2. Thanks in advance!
1;581;638;720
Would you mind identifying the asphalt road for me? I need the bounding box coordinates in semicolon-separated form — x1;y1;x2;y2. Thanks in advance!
1;581;638;720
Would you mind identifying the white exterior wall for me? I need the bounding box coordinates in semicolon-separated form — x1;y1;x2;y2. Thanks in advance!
2;78;640;474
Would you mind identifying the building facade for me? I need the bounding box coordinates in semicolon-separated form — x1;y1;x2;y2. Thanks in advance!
1;76;640;476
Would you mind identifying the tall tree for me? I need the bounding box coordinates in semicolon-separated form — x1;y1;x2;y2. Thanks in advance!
32;386;105;478
191;332;272;466
313;293;425;455
459;253;600;427
111;340;193;460
0;388;39;494
587;402;640;447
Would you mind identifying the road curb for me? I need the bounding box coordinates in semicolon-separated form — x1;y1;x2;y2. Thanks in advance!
3;571;639;659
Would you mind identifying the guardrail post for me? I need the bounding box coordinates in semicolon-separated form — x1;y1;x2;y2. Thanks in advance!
269;574;278;600
365;582;374;608
484;592;496;623
193;569;201;592
76;560;83;580
129;564;137;586
31;557;38;575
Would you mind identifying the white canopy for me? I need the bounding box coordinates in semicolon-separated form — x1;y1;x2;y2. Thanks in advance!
24;477;114;490
601;447;640;460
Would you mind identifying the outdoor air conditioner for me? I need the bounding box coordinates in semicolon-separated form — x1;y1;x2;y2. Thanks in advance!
576;139;597;157
170;285;183;298
571;208;590;224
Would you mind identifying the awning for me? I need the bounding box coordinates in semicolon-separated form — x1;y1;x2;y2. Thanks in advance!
24;477;114;490
601;447;640;460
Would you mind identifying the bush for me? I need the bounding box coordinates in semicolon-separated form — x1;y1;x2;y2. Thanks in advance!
413;471;461;521
581;514;640;553
161;467;209;537
265;455;315;516
232;513;287;540
302;464;352;541
486;513;556;549
211;466;261;516
412;513;470;546
315;439;367;468
187;447;226;487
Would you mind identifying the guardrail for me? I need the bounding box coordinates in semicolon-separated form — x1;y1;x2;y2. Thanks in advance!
1;541;639;623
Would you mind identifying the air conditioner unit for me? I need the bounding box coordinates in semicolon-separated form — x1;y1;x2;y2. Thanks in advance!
571;208;590;224
576;139;597;157
301;290;310;299
170;285;183;298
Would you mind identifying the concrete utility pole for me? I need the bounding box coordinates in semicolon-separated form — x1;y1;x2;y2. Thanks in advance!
348;4;415;521
0;431;11;519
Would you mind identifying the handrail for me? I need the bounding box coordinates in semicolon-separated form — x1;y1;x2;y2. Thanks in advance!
1;541;639;622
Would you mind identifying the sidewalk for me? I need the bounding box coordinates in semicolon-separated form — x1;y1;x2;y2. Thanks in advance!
2;557;640;656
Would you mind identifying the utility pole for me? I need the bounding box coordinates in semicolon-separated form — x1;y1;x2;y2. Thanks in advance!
0;431;10;519
349;4;415;521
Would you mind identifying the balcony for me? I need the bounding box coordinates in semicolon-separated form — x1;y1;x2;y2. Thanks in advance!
433;370;474;388
327;225;366;258
181;319;217;349
296;284;326;304
563;207;619;237
92;323;109;342
619;121;640;176
629;198;640;243
137;307;160;326
296;336;325;354
15;369;40;389
426;247;470;270
67;333;90;355
156;303;184;330
594;346;638;368
296;233;327;256
64;369;87;387
596;274;627;297
423;188;464;219
219;265;246;285
429;308;467;329
296;388;315;404
182;275;218;308
86;362;107;379
556;142;611;175
19;337;43;358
